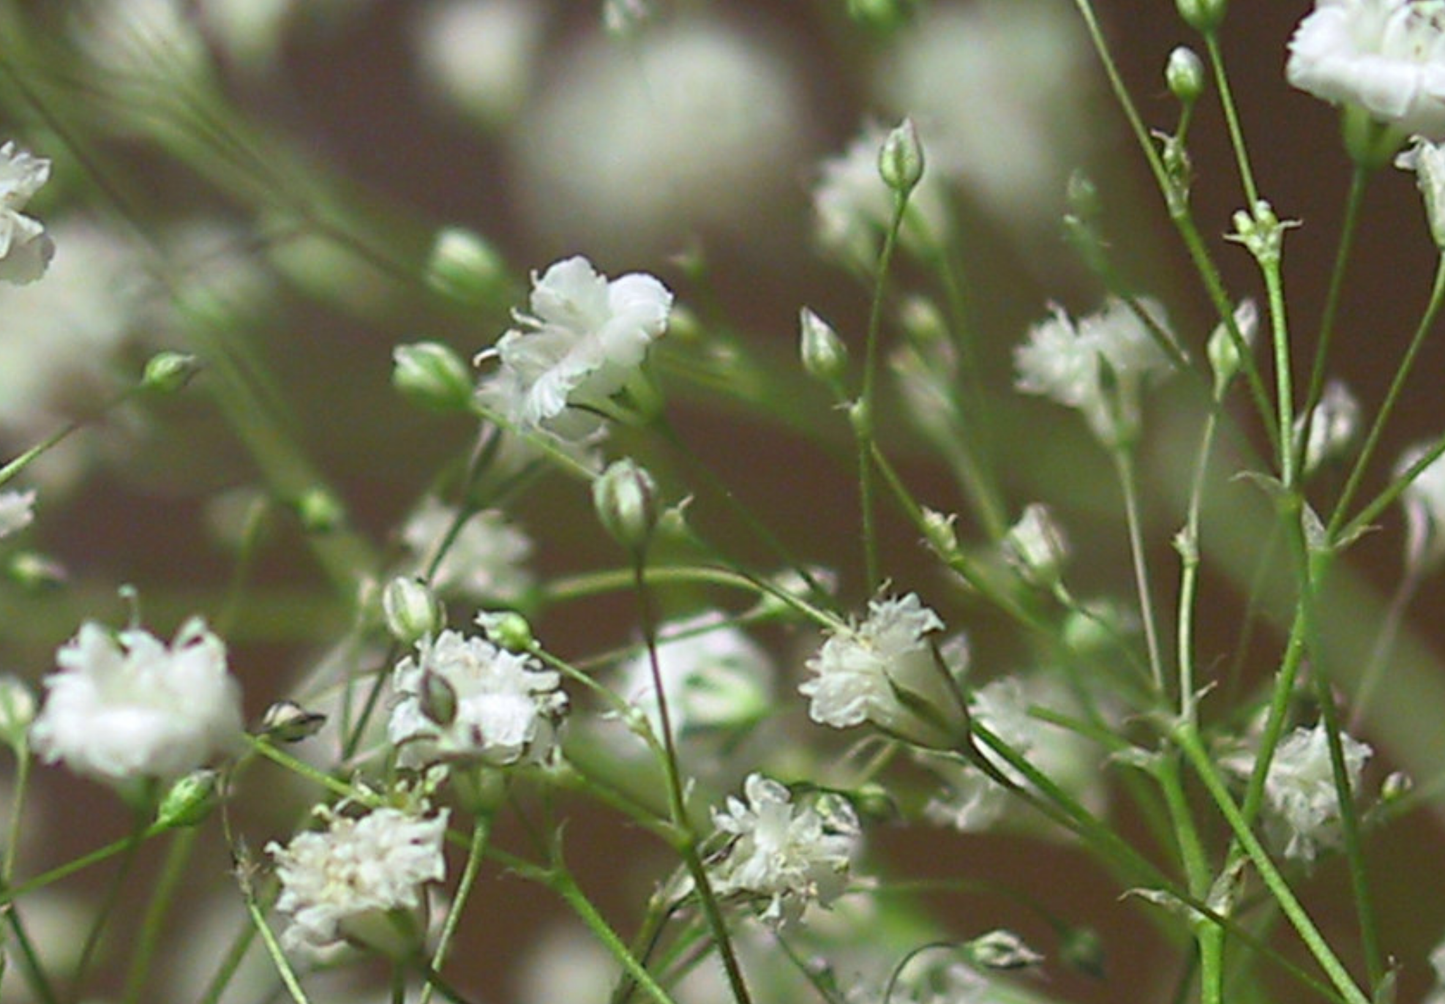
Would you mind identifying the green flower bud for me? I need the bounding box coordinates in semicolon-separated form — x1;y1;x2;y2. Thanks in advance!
593;458;660;551
1059;925;1107;979
967;930;1044;971
878;117;925;196
154;769;220;829
476;610;535;652
392;341;474;412
420;670;459;727
1176;0;1226;33
799;307;848;386
426;226;505;305
1166;46;1206;106
260;700;327;743
382;576;443;645
142;351;202;395
0;675;36;750
5;551;67;590
1207;299;1257;396
295;488;345;534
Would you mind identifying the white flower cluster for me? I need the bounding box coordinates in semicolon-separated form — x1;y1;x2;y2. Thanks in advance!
0;488;36;540
800;593;965;748
0;141;53;285
1288;0;1445;139
388;623;567;768
1014;296;1176;447
400;497;534;603
268;805;449;956
708;773;860;927
475;255;672;441
29;618;243;787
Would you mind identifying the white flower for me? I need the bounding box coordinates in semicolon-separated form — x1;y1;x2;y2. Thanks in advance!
29;618;243;787
0;488;36;539
923;673;1105;835
1299;378;1360;474
401;497;534;603
1223;722;1372;864
476;255;672;440
800;593;965;748
1001;503;1070;587
708;773;860;926
0;142;53;284
388;628;567;767
1396;439;1445;570
268;805;449;956
1287;0;1445;139
812;122;951;273
613;611;774;740
413;0;548;128
1014;296;1176;446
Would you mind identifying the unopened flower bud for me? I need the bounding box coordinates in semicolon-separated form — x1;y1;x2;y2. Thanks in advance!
1381;770;1413;803
1299;379;1360;475
1397;138;1445;249
846;0;913;31
155;769;220;829
897;295;947;346
878;117;925;196
1176;0;1226;33
476;610;535;652
1002;503;1069;587
0;675;35;749
1166;47;1206;106
420;670;459;727
799;307;848;386
261;700;326;742
426;226;505;304
593;458;659;550
920;507;960;560
295;488;345;534
1059;925;1107;979
5;551;67;590
968;930;1045;971
392;341;474;412
1207;299;1257;395
382;576;443;645
142;351;202;394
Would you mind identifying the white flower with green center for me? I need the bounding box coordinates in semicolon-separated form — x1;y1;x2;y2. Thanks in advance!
388;628;567;767
268;805;449;957
0;141;52;284
476;255;672;440
29;618;243;787
0;488;36;539
1287;0;1445;139
708;773;860;926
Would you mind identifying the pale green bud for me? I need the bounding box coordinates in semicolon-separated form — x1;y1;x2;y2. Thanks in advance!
154;769;220;829
920;507;960;560
477;610;536;652
1059;925;1106;979
141;351;202;394
0;675;36;750
1207;299;1257;395
295;488;345;534
1002;503;1069;588
799;307;848;385
260;700;326;743
1176;0;1226;33
593;458;660;550
1228;200;1297;265
846;0;914;30
382;576;443;645
5;551;66;590
967;930;1044;971
1166;47;1206;106
392;341;474;412
1397;138;1445;249
897;295;948;346
878;117;925;196
426;226;505;304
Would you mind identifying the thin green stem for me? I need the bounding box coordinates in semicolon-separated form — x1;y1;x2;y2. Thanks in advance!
242;879;310;1004
1114;449;1166;697
548;868;679;1004
70;814;147;1003
419;814;493;1004
1204;33;1260;208
1177;402;1224;721
1262;260;1297;487
121;827;199;1004
1156;756;1223;1004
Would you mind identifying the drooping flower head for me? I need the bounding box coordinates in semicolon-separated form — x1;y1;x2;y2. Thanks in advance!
708;773;860;926
1287;0;1445;141
0;141;53;284
29;618;244;788
800;593;965;748
268;804;449;957
388;627;567;768
476;255;672;440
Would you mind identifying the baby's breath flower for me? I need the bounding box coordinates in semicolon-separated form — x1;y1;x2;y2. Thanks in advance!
1396;439;1445;571
1207;298;1258;394
0;142;53;285
1002;503;1070;588
401;497;533;604
800;593;966;749
476;256;672;441
0;489;36;540
388;628;567;767
708;773;860;926
414;0;547;128
30;618;243;788
1299;378;1361;474
1287;0;1445;141
1013;297;1176;447
268;805;449;957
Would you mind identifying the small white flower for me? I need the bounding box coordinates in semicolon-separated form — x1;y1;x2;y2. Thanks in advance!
1299;379;1361;474
1223;722;1371;864
401;498;534;603
268;805;449;956
388;628;567;767
413;0;547;128
0;142;53;285
708;773;860;926
476;255;672;440
813;122;951;273
1396;438;1445;570
29;618;243;787
1002;503;1070;587
0;488;36;539
1014;296;1176;446
800;593;965;748
1287;0;1445;139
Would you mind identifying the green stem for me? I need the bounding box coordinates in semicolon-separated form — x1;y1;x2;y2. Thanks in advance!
70;814;147;1003
1262;258;1296;487
1177;403;1224;719
1204;32;1260;208
419;813;493;1004
121;827;199;1004
1113;448;1166;696
1156;756;1223;1004
548;868;679;1004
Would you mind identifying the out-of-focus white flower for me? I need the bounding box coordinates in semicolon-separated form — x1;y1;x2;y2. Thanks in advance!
1396;438;1445;571
1207;298;1259;394
1002;503;1070;588
0;488;36;540
71;0;210;89
268;805;449;957
1014;296;1177;447
708;773;860;926
800;593;965;748
1299;379;1360;475
401;497;534;603
1397;135;1445;246
874;1;1097;229
614;612;773;740
0;142;53;284
923;672;1105;835
476;256;671;441
1425;938;1445;1004
414;0;548;128
388;628;567;767
813;122;951;274
29;618;244;788
1222;722;1371;864
1287;0;1445;140
510;16;807;254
